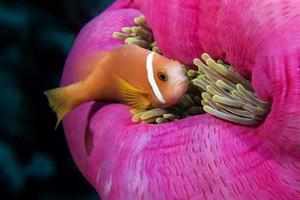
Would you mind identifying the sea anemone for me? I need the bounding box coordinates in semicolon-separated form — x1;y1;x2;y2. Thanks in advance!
113;15;270;126
61;0;300;199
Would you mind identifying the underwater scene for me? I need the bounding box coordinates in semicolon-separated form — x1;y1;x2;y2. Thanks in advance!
1;0;300;200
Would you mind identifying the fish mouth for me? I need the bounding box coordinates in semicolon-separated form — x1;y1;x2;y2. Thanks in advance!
175;73;189;91
177;80;189;96
179;78;189;89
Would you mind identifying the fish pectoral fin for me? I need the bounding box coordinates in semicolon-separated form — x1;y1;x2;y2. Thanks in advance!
113;75;151;112
44;87;73;129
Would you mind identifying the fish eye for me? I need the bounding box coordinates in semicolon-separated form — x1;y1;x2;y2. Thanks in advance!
158;72;168;81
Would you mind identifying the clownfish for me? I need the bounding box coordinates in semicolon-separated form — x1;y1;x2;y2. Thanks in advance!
44;45;188;128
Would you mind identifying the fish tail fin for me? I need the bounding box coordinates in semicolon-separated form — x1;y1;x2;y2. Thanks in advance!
44;86;76;129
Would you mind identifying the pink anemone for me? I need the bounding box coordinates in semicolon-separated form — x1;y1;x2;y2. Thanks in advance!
62;0;300;199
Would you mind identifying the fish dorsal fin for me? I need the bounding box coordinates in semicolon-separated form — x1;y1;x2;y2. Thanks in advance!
114;75;151;112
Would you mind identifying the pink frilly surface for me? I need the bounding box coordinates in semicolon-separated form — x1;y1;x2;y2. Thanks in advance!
61;0;300;199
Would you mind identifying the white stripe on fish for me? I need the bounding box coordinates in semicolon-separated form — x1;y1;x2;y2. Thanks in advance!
146;52;166;104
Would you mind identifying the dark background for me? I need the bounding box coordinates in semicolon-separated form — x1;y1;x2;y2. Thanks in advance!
0;0;113;199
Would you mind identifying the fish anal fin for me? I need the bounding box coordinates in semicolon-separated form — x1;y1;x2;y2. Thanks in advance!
113;75;151;112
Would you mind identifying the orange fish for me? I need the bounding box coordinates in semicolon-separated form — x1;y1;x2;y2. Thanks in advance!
44;45;189;128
